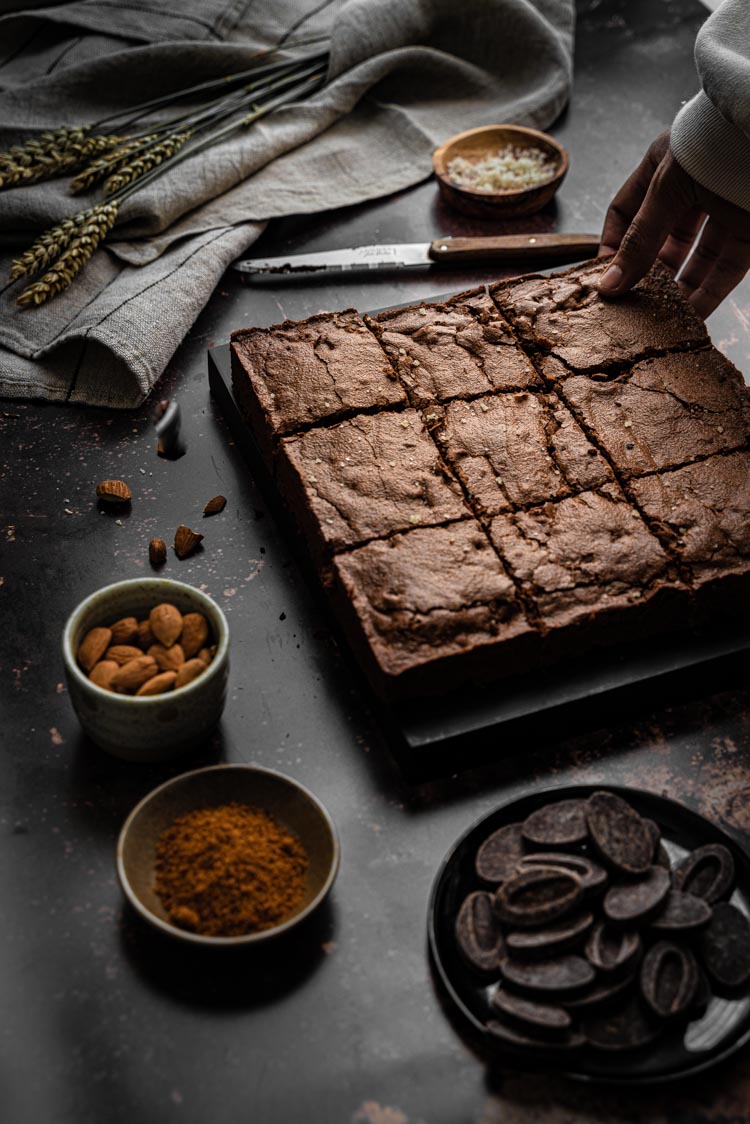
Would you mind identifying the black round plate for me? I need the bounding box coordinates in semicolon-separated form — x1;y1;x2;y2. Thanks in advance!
428;784;750;1085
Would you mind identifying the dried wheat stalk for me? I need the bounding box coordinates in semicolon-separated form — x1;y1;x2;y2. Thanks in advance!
15;203;120;307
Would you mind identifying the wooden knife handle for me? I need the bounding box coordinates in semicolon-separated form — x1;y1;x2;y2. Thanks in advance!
428;233;601;264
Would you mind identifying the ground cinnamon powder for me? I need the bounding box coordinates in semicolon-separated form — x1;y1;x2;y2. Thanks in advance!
154;802;309;936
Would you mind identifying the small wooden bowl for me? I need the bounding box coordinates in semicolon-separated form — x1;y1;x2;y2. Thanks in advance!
433;124;568;220
117;764;340;947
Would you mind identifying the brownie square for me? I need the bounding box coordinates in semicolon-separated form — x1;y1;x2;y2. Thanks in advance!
370;301;540;406
491;259;709;373
433;390;612;515
630;453;750;587
331;521;535;696
489;484;674;633
559;350;750;478
231;309;405;460
277;409;469;565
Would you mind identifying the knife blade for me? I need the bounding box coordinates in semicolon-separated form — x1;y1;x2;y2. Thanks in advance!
232;233;601;277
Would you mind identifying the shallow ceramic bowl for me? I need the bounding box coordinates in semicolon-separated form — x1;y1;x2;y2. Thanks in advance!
433;124;568;219
62;578;229;762
117;764;340;946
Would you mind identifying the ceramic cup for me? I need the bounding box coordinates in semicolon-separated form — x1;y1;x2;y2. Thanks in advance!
62;578;229;762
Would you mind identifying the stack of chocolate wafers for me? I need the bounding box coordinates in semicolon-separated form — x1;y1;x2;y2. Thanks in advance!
454;790;750;1053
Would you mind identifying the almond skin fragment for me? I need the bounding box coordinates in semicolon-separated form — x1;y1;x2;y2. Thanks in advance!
174;524;203;559
137;619;154;649
106;644;144;666
148;642;185;671
203;495;226;516
136;670;177;697
174;658;206;689
149;538;167;567
109;616;139;646
150;602;183;647
89;660;119;691
110;655;158;694
77;627;112;672
96;479;131;504
181;612;209;658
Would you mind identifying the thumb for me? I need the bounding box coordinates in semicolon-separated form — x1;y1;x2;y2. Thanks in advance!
599;160;686;295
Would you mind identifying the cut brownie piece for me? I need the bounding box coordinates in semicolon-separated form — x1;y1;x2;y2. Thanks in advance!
491;258;709;373
370;301;540;406
446;285;498;318
630;453;750;587
489;484;676;636
276;409;469;565
331;521;536;697
433;391;612;516
559;350;750;478
231;309;405;461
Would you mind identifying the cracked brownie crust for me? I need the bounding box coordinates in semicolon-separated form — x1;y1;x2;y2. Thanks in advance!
277;409;469;564
433;390;612;515
371;301;540;406
491;259;709;372
231;309;405;460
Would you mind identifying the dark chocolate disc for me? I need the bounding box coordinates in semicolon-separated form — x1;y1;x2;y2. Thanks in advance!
475;823;525;884
518;852;608;894
495;868;583;929
674;843;735;905
583;996;663;1052
486;1019;585;1051
585;921;642;974
585;791;653;875
697;902;750;990
522;800;589;849
640;941;699;1020
492;988;572;1035
562;970;637;1012
643;817;661;860
454;891;504;974
506;911;594;959
650;891;712;933
603;866;671;924
499;953;594;995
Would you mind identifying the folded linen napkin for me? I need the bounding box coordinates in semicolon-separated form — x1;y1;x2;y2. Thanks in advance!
0;0;574;408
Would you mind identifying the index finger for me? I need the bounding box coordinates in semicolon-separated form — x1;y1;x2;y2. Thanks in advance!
599;136;668;256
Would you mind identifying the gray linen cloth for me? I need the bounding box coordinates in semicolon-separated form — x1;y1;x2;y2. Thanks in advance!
0;0;574;408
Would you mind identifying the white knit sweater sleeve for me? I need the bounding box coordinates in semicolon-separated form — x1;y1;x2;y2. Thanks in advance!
671;0;750;210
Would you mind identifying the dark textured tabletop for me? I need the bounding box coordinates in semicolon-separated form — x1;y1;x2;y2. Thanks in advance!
3;2;750;1121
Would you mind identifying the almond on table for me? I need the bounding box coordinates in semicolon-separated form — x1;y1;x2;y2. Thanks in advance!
174;525;203;559
96;480;131;505
149;538;167;567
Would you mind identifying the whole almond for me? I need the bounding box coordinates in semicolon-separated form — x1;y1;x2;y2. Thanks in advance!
148;642;185;671
77;627;112;672
109;616;139;646
174;524;203;559
136;670;177;697
106;644;144;666
110;656;158;694
174;659;206;689
149;538;167;567
96;479;131;505
181;612;209;658
197;647;212;666
89;660;119;690
150;602;183;647
137;619;154;649
203;495;226;516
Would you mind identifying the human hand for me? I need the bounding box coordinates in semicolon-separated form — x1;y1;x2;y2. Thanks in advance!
598;131;750;318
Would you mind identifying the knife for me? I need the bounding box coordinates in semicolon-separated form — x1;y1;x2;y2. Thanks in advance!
232;233;601;277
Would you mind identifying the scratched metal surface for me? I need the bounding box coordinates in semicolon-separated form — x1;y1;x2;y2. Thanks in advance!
2;2;750;1122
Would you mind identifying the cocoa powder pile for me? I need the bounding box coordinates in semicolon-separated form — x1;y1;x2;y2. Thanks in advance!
154;802;309;936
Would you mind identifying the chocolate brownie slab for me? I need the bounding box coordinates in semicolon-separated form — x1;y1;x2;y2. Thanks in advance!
630;452;750;587
331;521;536;696
489;484;674;634
276;409;468;565
491;259;708;373
559;350;750;478
231;309;405;461
433;391;612;516
371;302;540;406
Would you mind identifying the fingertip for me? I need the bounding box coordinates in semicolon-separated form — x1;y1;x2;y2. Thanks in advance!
597;263;623;294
